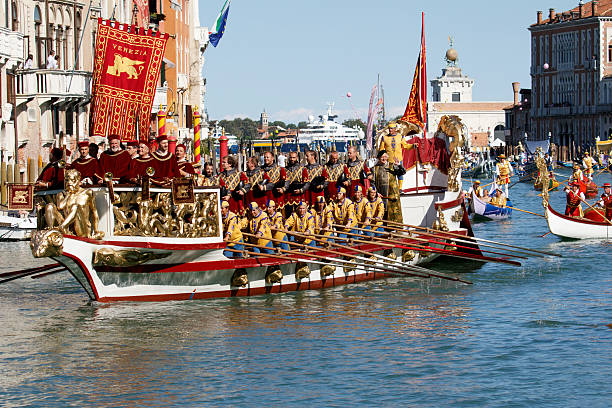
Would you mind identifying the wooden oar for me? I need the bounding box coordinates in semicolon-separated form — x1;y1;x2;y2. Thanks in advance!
330;225;522;266
371;221;548;259
247;232;435;281
380;219;562;257
505;206;546;218
235;243;450;282
0;263;62;279
355;221;528;260
509;171;537;189
273;229;473;284
31;269;65;279
0;266;65;285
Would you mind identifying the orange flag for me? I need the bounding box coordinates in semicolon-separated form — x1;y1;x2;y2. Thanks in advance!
401;12;427;131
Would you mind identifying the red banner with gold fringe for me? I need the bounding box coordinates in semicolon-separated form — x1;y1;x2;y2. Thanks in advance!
90;18;169;141
401;12;427;131
8;184;34;211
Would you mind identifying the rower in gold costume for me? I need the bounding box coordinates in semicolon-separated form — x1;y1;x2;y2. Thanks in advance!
312;196;333;240
366;186;385;236
331;187;356;239
221;201;245;258
489;188;507;208
351;185;372;236
495;154;513;198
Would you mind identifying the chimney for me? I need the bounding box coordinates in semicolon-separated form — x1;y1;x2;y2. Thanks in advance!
549;8;556;21
579;1;584;18
512;82;521;105
592;0;599;16
537;10;543;24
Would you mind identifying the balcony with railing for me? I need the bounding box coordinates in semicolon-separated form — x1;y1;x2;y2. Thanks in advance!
14;69;92;104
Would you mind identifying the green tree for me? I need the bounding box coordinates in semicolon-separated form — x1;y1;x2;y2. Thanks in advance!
297;121;308;129
269;121;287;130
287;123;297;129
342;119;366;133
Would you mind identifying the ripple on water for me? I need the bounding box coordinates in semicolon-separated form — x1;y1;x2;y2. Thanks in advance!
1;174;612;407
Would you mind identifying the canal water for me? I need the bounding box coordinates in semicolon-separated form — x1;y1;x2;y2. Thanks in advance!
0;169;610;407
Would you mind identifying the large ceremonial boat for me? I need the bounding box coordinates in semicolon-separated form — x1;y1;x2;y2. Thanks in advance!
15;15;538;302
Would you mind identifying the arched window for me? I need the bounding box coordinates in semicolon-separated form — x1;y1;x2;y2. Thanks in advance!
494;125;504;132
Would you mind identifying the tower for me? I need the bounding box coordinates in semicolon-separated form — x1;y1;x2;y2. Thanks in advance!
260;110;268;131
430;38;474;103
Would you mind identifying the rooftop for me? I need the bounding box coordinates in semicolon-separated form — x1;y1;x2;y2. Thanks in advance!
533;0;612;26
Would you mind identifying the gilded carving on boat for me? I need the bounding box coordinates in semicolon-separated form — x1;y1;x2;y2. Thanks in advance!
320;265;336;277
30;228;64;258
41;169;104;239
436;115;466;192
295;262;311;280
265;266;283;284
231;268;249;287
92;248;172;267
112;191;219;238
402;249;416;262
432;208;449;232
451;208;464;223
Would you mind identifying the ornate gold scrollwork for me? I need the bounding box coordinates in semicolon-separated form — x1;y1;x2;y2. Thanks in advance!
112;191;220;238
231;268;248;287
295;262;311;280
451;208;464;223
30;228;64;258
265;266;283;284
41;169;104;239
535;155;550;212
92;248;171;267
384;249;397;260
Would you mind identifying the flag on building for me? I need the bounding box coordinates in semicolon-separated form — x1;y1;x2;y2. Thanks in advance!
90;19;169;141
401;12;427;131
209;0;231;47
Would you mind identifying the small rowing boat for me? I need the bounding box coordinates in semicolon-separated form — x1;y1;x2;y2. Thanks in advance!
544;204;611;239
471;192;512;221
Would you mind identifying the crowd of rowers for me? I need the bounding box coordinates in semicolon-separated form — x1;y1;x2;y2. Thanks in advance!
34;136;405;255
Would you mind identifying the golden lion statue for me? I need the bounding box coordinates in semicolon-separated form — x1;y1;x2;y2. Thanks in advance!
107;54;145;79
436;115;466;192
44;169;104;239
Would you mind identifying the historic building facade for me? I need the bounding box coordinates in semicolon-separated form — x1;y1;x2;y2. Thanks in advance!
529;1;612;159
428;45;510;152
503;82;532;149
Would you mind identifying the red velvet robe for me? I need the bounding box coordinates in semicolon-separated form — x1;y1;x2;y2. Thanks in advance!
128;156;156;180
565;190;584;216
178;160;196;176
37;162;64;189
152;151;180;179
99;150;132;181
68;156;102;183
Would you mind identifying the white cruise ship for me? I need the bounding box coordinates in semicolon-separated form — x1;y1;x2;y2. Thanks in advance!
296;103;365;151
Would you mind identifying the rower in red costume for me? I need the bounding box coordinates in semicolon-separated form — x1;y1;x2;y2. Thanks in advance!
325;150;346;201
596;182;612;220
151;135;180;181
68;140;102;185
35;147;64;190
303;150;328;206
564;181;585;217
128;141;156;182
175;143;196;176
98;134;132;182
219;155;249;214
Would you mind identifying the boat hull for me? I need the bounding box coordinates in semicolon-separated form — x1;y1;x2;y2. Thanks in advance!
546;204;611;239
53;234;456;302
471;192;512;221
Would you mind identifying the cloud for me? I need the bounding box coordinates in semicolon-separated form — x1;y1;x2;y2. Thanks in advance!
271;107;316;123
221;113;251;120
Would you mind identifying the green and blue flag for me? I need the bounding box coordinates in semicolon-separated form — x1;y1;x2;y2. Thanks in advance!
209;0;231;47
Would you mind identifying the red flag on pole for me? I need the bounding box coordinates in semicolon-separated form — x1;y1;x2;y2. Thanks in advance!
90;19;169;141
401;12;427;131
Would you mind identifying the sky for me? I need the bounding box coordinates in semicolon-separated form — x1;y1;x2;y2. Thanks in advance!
198;0;581;124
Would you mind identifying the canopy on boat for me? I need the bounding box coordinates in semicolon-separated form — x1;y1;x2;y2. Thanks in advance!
525;140;549;154
596;139;612;154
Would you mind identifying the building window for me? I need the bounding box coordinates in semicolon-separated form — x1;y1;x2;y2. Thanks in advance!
452;92;460;102
11;0;17;31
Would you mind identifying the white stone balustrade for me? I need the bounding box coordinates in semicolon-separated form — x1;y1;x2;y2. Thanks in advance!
15;70;92;102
